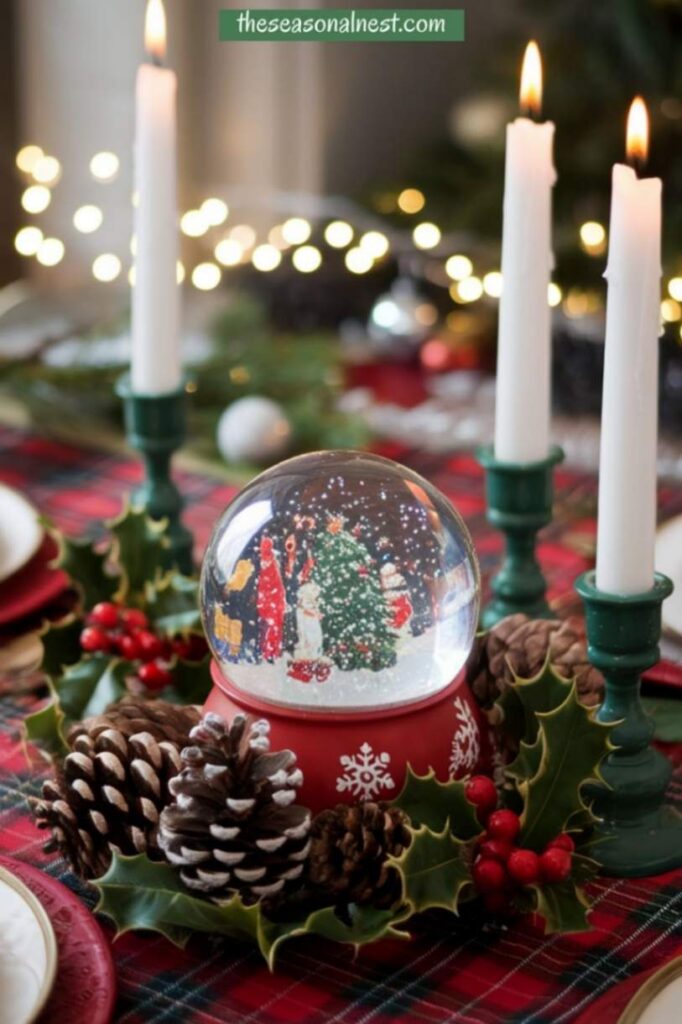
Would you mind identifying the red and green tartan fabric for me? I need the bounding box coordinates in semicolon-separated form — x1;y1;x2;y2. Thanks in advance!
1;423;681;1024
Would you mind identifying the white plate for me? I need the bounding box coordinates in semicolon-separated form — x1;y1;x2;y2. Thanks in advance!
0;485;43;584
0;866;58;1024
655;514;682;637
621;957;682;1024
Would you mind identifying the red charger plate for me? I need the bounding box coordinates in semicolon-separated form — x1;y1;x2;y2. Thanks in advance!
0;534;69;627
0;856;116;1024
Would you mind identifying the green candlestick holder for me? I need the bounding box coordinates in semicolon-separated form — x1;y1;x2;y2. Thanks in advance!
116;375;194;575
477;445;564;628
576;570;682;877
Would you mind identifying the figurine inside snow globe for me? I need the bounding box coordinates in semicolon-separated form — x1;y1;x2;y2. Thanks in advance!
201;451;491;809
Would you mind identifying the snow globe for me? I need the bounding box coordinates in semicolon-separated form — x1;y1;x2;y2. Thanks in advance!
201;450;491;809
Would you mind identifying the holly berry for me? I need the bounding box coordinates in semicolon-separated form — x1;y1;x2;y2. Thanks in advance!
540;847;572;884
486;809;521;843
465;775;498;819
120;607;149;631
478;839;513;863
507;849;540;886
136;630;163;662
137;661;173;692
171;637;193;660
546;834;575;854
117;633;142;661
472;857;507;893
89;602;120;629
80;626;111;653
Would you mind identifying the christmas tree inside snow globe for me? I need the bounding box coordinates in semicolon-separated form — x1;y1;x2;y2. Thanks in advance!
201;450;489;809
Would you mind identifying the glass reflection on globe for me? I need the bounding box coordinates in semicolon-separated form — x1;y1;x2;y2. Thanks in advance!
200;451;480;710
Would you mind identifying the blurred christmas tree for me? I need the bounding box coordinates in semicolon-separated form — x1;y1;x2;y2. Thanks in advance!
312;520;396;673
378;0;682;287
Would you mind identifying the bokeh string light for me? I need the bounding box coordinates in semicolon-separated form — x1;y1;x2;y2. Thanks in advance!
11;143;681;331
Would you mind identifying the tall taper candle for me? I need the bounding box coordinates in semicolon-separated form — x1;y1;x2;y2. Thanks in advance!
596;98;662;595
494;42;556;463
131;0;181;395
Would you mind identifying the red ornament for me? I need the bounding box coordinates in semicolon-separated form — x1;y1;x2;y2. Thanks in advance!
89;602;120;629
507;849;540;886
80;626;111;654
138;661;173;692
120;607;149;631
465;775;498;818
486;809;521;843
546;833;575;853
472;857;507;893
136;630;163;662
478;838;513;863
540;847;572;883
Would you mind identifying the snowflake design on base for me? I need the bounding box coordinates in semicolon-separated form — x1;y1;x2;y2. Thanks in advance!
336;741;395;799
448;697;481;778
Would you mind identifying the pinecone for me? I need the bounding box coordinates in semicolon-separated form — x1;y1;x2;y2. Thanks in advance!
308;802;410;910
157;712;311;903
467;614;604;711
30;698;201;878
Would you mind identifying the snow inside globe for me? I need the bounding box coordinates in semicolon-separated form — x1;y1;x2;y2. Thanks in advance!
200;450;480;711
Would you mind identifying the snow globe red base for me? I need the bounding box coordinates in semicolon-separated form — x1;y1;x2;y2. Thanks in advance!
201;450;492;812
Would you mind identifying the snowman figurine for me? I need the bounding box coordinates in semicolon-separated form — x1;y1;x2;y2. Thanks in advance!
287;579;332;683
380;562;413;640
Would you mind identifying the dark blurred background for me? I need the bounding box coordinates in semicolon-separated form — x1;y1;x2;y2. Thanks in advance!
0;0;680;472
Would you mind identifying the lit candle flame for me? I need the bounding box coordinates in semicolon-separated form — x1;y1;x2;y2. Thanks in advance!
145;0;166;62
519;41;542;118
626;96;649;169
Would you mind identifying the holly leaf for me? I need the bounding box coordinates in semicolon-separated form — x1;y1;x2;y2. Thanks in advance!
94;853;409;969
145;572;202;636
389;822;471;915
163;655;212;706
531;880;592;934
24;689;68;758
261;902;410;970
505;735;543;787
642;697;682;744
392;766;482;839
571;852;601;886
39;615;83;678
519;684;614;852
93;852;254;947
53;532;119;609
109;504;170;599
55;656;131;726
498;659;573;749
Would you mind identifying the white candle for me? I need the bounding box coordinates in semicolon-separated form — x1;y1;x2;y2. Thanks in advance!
596;98;662;595
131;0;181;395
494;41;556;463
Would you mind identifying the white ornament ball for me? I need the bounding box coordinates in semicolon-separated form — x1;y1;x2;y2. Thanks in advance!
368;278;437;360
217;397;291;464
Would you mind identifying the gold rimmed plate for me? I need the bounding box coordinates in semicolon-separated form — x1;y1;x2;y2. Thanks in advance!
619;955;682;1024
0;865;58;1024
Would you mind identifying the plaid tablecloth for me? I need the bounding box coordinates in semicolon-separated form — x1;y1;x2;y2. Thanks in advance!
1;423;682;1024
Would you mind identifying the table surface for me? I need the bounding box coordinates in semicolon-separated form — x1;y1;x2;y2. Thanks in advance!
1;423;681;1024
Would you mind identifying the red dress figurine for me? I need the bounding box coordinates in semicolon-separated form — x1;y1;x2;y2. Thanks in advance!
256;536;286;661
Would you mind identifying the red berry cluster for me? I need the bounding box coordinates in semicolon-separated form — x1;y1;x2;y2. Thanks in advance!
464;775;574;912
80;601;206;693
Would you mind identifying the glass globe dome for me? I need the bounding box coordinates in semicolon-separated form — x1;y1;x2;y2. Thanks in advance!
200;450;480;711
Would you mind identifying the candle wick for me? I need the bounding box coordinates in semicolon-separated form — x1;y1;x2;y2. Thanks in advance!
148;52;164;68
627;155;644;177
520;103;540;122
